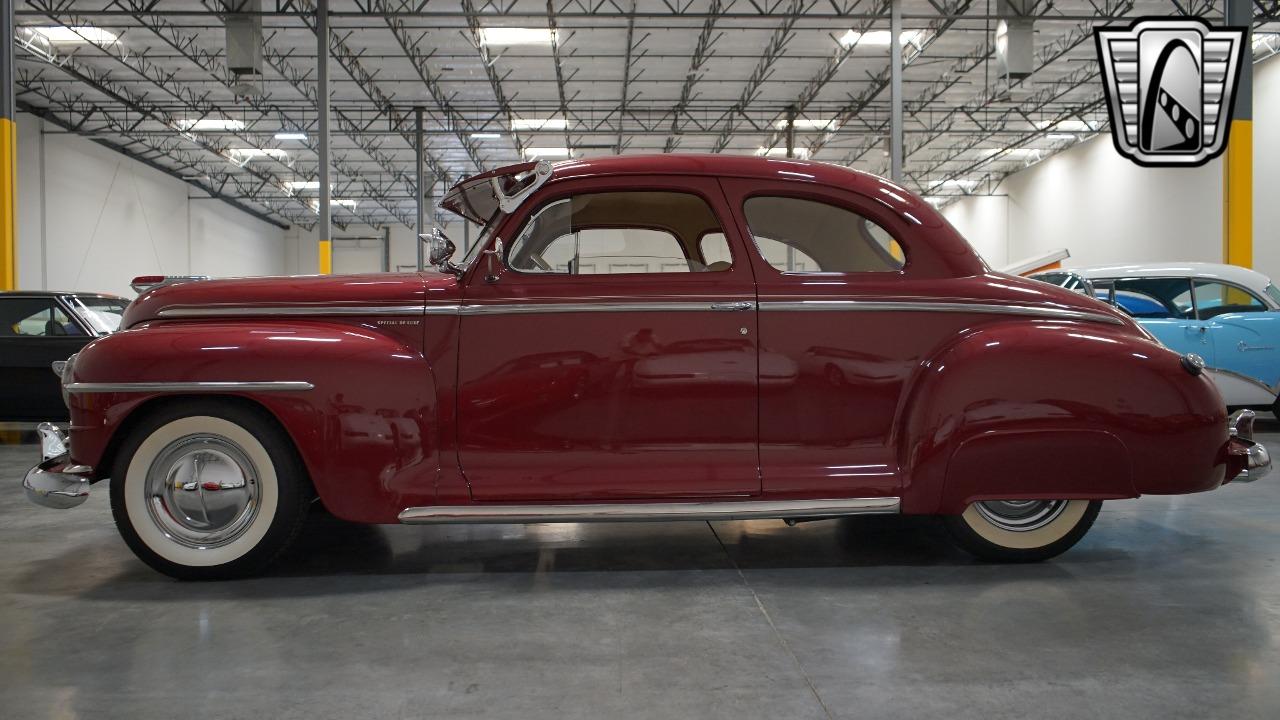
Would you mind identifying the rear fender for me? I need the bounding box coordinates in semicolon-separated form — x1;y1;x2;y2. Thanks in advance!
896;320;1227;514
67;320;437;523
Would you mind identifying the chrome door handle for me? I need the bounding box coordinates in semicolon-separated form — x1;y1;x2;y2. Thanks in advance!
710;301;754;312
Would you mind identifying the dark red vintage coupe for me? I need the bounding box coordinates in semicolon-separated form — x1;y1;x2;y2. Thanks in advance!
21;155;1270;579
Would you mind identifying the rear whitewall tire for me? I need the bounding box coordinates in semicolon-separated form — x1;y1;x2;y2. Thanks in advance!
944;499;1102;562
109;402;310;580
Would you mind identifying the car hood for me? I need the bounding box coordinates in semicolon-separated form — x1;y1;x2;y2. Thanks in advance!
123;271;460;328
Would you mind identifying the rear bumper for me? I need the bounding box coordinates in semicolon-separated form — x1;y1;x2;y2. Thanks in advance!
1226;410;1271;483
22;423;94;509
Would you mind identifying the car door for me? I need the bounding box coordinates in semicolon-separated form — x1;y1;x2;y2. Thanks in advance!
455;176;761;502
1192;279;1280;387
0;296;92;421
717;178;913;500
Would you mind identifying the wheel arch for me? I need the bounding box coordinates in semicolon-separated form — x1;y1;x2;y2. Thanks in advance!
95;394;312;494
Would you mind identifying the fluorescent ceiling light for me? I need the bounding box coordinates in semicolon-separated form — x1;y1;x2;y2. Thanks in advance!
1047;133;1077;141
176;118;244;132
774;118;836;131
283;180;332;191
308;198;361;213
511;117;567;131
470;133;502;139
479;27;557;45
756;147;811;159
982;147;1039;160
31;26;119;45
523;147;571;158
838;29;923;48
274;131;308;140
228;148;289;161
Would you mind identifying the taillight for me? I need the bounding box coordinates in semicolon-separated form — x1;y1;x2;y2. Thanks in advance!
130;275;209;294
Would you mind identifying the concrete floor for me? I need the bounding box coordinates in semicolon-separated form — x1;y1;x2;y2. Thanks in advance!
2;432;1279;720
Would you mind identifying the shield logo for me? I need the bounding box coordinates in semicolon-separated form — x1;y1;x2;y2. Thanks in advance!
1094;17;1247;167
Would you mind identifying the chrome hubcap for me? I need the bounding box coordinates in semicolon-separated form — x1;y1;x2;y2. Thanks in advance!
144;435;260;548
974;500;1068;532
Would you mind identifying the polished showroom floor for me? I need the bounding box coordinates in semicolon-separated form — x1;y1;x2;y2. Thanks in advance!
3;429;1279;720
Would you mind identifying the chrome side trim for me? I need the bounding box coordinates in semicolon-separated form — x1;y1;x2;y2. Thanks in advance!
1204;366;1280;397
458;301;755;316
65;381;315;394
156;301;759;318
157;304;426;318
398;497;900;524
758;300;1124;325
152;299;1117;324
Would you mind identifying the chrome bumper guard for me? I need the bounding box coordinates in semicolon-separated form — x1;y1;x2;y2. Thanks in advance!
23;423;93;509
1228;410;1271;483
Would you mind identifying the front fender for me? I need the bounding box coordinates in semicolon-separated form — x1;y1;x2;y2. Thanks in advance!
68;320;437;523
897;320;1229;514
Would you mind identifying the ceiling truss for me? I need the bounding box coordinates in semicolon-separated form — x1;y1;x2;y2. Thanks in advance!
9;0;1276;228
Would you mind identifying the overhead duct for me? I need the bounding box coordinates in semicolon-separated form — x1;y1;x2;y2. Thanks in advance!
225;0;263;95
995;0;1035;80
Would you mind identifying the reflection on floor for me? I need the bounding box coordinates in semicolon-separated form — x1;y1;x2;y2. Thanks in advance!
2;423;1279;719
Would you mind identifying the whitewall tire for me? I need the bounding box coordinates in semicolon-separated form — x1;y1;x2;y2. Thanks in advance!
109;401;310;580
943;499;1102;562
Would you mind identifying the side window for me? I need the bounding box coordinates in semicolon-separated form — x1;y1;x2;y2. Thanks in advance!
1111;278;1194;319
0;297;80;337
1192;280;1268;319
507;191;730;275
699;232;733;270
742;196;905;273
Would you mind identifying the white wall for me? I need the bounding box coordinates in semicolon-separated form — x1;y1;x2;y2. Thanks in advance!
14;113;286;297
937;196;1011;269
1254;55;1280;279
943;54;1280;280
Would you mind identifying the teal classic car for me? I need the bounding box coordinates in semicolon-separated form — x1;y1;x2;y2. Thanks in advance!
1033;263;1280;412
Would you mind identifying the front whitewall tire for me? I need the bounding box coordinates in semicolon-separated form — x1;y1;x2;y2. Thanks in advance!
123;416;279;567
109;401;310;580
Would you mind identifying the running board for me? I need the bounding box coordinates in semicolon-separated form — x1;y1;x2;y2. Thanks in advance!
398;497;900;524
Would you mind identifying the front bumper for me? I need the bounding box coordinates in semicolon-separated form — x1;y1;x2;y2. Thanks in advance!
1227;410;1272;483
23;423;94;509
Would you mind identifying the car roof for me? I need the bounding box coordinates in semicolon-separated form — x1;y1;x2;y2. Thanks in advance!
1052;263;1273;293
457;154;939;227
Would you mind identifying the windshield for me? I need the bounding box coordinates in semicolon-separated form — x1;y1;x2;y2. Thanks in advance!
68;295;129;334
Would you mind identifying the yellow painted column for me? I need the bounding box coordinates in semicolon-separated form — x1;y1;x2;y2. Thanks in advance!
0;117;15;291
1;0;16;291
1223;0;1252;268
318;239;332;274
1223;121;1252;268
